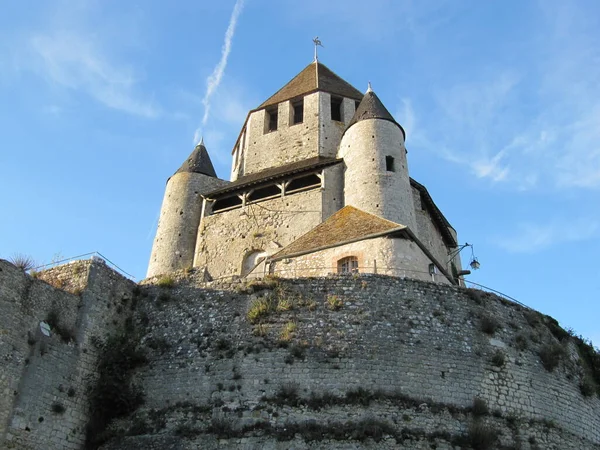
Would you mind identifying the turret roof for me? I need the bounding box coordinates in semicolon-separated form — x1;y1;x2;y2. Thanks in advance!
346;89;405;139
259;62;363;109
176;140;217;177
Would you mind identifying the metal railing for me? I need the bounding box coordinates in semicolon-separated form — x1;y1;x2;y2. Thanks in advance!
33;251;137;280
205;264;531;310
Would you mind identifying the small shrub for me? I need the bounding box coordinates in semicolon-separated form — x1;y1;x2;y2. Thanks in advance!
45;309;76;343
289;345;305;360
514;334;528;351
523;310;541;327
276;298;293;312
480;315;500;335
253;323;268;337
247;297;273;324
543;315;569;342
468;421;498;450
156;292;171;305
327;295;343;311
580;375;596;397
491;350;505;367
156;275;174;288
345;387;373;406
472;397;489;417
215;338;231;351
539;343;564;372
174;423;201;438
9;253;37;272
466;288;487;305
307;300;317;311
280;321;297;341
146;336;171;354
208;416;235;438
51;402;66;414
67;387;76;397
128;417;152;436
276;383;299;406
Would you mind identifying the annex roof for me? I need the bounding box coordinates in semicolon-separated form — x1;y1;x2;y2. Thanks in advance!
270;206;409;261
346;90;405;139
175;141;217;177
206;157;342;198
259;62;363;109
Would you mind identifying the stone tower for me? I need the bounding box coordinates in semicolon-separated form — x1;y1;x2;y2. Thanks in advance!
338;87;418;231
147;141;224;278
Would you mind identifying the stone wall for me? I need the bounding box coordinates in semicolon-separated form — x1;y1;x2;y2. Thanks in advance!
100;274;599;449
242;93;322;176
0;258;136;450
3;260;600;449
412;186;454;271
147;172;230;278
239;92;358;177
339;119;418;232
193;188;325;280
271;236;451;283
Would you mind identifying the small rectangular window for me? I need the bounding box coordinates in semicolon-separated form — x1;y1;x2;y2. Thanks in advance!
292;99;303;125
266;107;278;132
386;156;395;172
331;97;342;121
338;256;359;274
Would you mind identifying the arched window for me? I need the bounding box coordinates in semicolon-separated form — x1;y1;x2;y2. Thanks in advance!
337;256;359;274
242;250;267;276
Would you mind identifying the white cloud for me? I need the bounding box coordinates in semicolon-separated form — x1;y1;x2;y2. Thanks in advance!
471;151;509;182
401;2;600;191
30;31;159;118
495;219;598;253
197;0;245;136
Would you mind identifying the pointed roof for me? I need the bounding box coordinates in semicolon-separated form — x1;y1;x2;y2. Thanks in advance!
270;206;409;261
346;90;406;139
176;140;217;177
259;62;363;109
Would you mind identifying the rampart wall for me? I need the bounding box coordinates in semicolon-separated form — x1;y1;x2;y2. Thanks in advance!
0;259;136;450
2;259;600;449
108;273;599;449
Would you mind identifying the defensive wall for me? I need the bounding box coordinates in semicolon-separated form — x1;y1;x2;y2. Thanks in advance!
0;258;136;449
1;258;600;449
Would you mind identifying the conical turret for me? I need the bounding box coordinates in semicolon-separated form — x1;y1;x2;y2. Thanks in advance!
176;139;217;177
346;89;405;139
147;141;225;278
338;86;417;230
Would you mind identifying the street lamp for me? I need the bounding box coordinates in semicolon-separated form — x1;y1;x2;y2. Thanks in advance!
447;243;481;272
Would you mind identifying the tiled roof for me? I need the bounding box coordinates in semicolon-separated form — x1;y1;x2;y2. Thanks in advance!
270;206;408;260
346;90;405;139
259;62;363;109
206;157;342;198
176;142;217;177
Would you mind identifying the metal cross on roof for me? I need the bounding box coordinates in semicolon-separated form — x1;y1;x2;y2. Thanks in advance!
313;36;323;61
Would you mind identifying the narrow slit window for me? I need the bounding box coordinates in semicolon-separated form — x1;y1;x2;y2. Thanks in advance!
331;97;342;121
266;107;278;132
386;156;395;172
292;99;304;125
355;100;360;112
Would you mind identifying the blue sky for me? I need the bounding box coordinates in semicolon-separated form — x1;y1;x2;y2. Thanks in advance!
1;1;599;345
